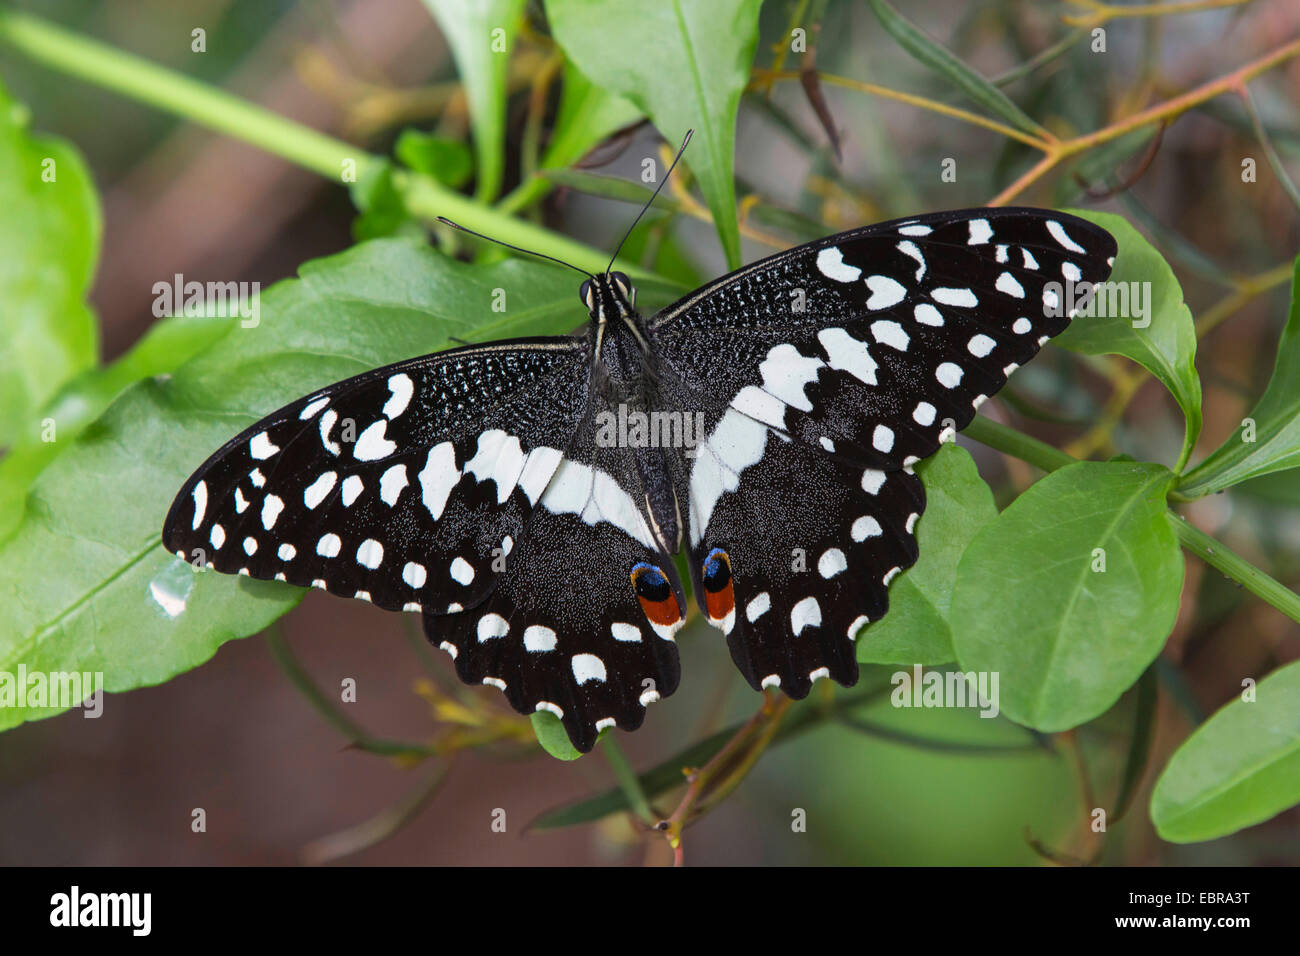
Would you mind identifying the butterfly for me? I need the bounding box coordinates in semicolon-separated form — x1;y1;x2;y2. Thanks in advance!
163;164;1115;752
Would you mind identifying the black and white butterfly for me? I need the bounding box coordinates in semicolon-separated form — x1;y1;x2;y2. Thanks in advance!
163;183;1115;752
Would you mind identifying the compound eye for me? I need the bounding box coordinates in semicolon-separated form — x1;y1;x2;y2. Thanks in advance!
580;279;594;310
610;272;631;297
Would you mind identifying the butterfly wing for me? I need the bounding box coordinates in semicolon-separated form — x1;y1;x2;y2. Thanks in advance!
423;394;686;753
162;338;591;615
163;334;685;753
649;208;1116;694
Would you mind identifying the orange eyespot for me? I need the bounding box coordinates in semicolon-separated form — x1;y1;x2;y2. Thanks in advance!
701;548;735;624
630;563;683;632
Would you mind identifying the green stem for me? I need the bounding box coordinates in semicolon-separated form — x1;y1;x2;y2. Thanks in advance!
962;415;1075;472
0;8;359;180
0;8;661;282
599;735;655;825
1168;513;1300;623
265;625;437;759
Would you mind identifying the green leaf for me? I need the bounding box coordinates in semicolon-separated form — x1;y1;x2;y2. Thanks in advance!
0;310;236;542
1178;257;1300;497
421;0;527;201
531;711;584;760
349;159;426;242
857;444;996;665
951;461;1183;732
395;130;473;188
0;81;100;448
538;167;679;209
1151;660;1300;843
1053;209;1203;473
542;61;642;171
0;239;598;732
864;0;1048;141
545;0;765;270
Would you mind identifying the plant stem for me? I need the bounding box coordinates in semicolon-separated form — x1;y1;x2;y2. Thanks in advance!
0;8;361;180
265;625;436;759
963;415;1075;472
1168;514;1300;623
600;735;655;825
0;8;661;282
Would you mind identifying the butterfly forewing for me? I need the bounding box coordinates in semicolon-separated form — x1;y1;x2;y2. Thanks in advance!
650;208;1116;692
162;338;590;614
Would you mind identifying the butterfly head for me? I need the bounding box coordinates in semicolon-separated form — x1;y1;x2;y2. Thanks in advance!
580;272;636;323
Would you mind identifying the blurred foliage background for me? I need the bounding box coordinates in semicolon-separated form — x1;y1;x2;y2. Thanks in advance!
1;0;1298;865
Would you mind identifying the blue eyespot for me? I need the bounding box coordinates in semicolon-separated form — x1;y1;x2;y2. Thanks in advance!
631;562;666;588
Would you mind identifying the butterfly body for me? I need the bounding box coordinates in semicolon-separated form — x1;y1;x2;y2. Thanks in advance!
163;207;1116;752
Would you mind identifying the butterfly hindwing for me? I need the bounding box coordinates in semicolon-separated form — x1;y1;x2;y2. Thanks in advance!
426;391;686;752
650;208;1116;686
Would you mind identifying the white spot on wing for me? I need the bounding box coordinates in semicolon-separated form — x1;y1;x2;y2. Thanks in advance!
317;533;342;558
758;343;823;411
791;596;822;635
449;556;474;585
611;622;642;642
914;303;944;326
524;625;557;652
746;592;770;622
1047;219;1086;253
852;515;882;540
304;471;337;509
464;429;527;504
191;481;207;530
477;614;509;642
932;287;978;308
354;420;397;461
936;362;964;388
418;442;459;520
383;373;414;418
865;274;907;310
967;218;993;244
299;396;329;420
818;548;848;578
818;328;878;385
379;464;408;506
341;475;364;507
996;272;1025;298
356;538;383;569
816;246;862;282
249;431;279;460
896;240;926;280
261;494;284;530
319;409;340;455
870;319;909;351
402;561;426;588
571;653;607;684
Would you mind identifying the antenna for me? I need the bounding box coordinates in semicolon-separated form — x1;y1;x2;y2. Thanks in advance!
435;217;594;279
606;129;693;275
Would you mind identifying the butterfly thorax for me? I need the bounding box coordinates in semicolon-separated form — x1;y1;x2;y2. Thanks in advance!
582;275;684;554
